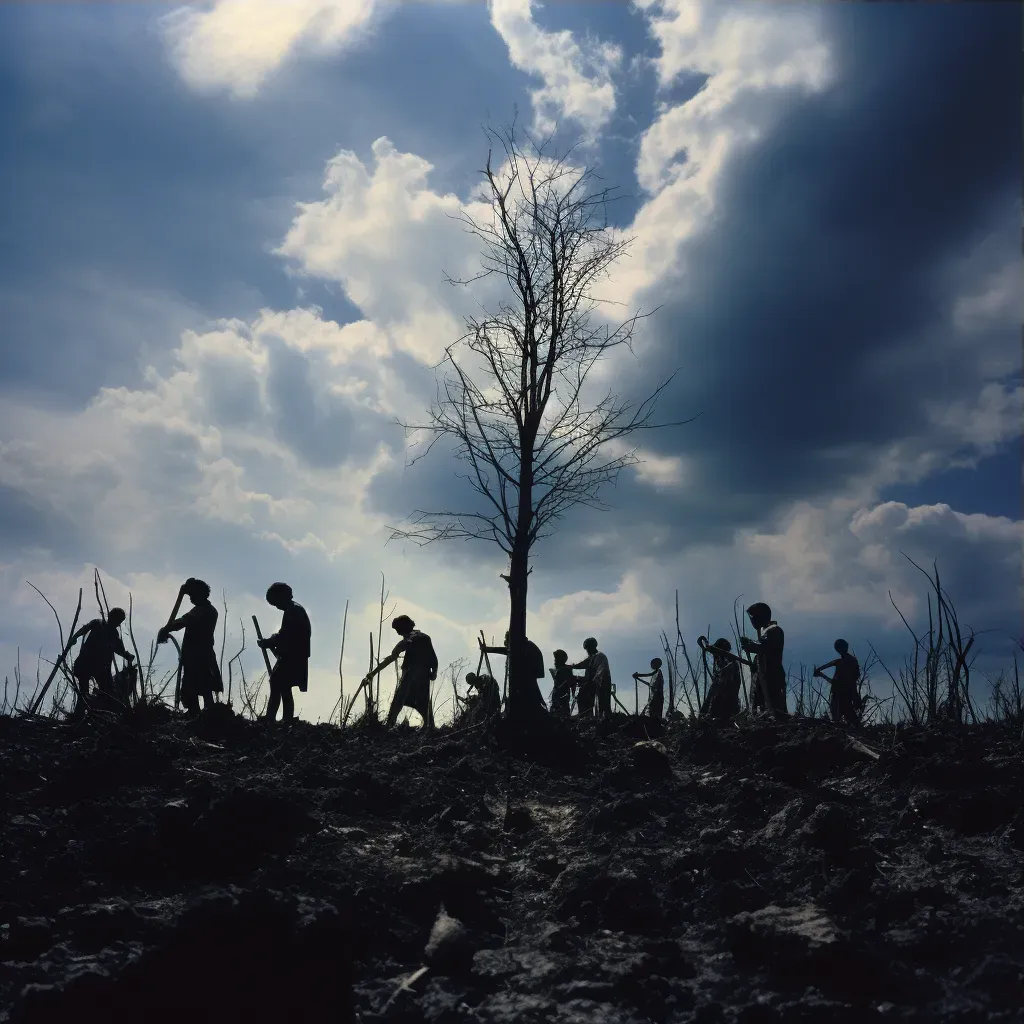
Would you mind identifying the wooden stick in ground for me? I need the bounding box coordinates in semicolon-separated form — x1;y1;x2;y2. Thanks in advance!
338;598;349;726
367;633;375;715
375;574;386;716
29;588;84;715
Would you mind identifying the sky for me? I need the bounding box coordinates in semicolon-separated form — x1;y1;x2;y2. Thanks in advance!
1;0;1020;724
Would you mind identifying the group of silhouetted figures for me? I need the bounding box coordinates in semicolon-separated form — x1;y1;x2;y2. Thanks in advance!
65;584;863;730
450;602;862;730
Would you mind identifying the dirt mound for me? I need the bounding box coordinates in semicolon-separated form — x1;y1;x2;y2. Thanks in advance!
2;711;1022;1022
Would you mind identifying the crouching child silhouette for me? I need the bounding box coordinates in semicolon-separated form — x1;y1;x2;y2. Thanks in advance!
464;671;501;724
69;607;134;719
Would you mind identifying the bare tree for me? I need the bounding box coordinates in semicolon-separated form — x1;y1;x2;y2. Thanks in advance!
391;124;693;716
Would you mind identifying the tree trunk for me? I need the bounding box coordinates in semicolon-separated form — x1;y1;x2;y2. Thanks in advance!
506;541;529;725
506;442;535;728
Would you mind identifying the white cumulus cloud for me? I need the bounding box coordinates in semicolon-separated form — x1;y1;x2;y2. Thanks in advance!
488;0;622;138
161;0;380;98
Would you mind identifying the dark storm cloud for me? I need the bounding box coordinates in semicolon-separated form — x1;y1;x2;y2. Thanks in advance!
364;3;1020;587
539;1;1021;571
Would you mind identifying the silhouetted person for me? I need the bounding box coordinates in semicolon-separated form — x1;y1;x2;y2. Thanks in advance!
464;671;501;723
158;578;223;718
814;639;862;728
521;635;549;715
697;637;744;721
363;615;438;729
549;649;576;718
489;631;548;723
259;582;312;724
573;638;612;719
69;608;134;719
633;658;665;719
739;603;789;719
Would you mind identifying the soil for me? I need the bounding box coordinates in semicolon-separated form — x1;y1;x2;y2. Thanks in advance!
2;708;1023;1023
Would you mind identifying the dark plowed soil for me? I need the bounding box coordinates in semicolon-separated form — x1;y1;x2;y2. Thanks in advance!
2;709;1023;1023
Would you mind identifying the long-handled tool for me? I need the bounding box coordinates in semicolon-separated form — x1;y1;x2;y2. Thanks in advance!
611;686;631;716
252;615;274;680
157;584;188;711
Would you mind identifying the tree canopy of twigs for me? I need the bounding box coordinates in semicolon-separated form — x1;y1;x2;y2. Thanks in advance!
390;124;693;716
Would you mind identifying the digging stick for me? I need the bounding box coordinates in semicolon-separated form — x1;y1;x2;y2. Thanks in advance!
161;585;186;639
475;636;486;676
479;631;495;679
611;687;631;716
157;585;189;711
341;677;365;727
169;636;183;710
252;616;274;680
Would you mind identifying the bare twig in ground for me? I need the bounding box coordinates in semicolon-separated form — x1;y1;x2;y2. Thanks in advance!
220;590;229;682
127;593;145;706
336;598;349;727
27;585;83;716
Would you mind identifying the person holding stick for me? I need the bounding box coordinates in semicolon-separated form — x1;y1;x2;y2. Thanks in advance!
572;638;612;720
738;603;789;720
362;615;438;729
697;637;745;722
68;608;134;720
632;658;665;720
814;639;862;728
158;578;222;718
258;582;312;725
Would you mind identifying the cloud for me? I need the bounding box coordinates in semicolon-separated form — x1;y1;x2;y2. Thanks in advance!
276;138;493;364
0;305;414;568
534;572;661;642
161;0;380;99
488;0;622;138
743;498;1022;630
610;0;834;304
542;0;1022;573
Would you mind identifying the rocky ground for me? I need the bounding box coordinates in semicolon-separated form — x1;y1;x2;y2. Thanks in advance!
1;706;1023;1023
